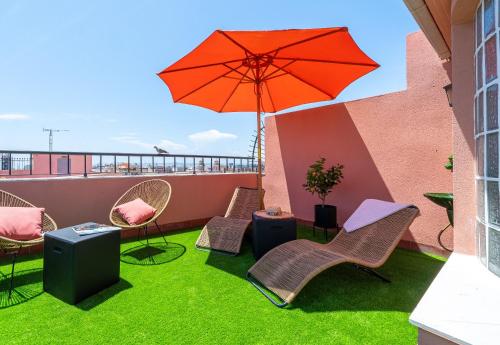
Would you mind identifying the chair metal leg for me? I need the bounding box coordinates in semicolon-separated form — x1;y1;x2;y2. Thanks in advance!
145;226;150;247
194;244;238;256
154;221;168;245
8;251;18;300
246;272;288;308
354;265;391;283
144;226;156;264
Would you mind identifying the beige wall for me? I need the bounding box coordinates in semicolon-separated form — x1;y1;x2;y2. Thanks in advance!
445;0;478;255
450;20;476;255
263;31;453;253
0;173;257;229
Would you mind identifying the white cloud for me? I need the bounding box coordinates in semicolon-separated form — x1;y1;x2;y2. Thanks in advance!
188;129;237;143
157;139;186;152
0;113;30;121
110;134;186;153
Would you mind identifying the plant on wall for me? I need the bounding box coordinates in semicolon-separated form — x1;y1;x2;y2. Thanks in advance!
303;158;344;206
444;154;453;172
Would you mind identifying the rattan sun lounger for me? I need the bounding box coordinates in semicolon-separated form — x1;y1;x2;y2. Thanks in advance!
195;187;261;255
247;205;419;307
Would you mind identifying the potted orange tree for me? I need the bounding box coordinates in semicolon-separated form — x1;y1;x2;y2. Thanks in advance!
303;158;344;240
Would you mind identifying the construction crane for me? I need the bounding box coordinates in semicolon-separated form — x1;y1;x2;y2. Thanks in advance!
43;128;69;152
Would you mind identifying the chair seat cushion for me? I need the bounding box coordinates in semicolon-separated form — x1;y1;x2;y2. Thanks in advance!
114;198;156;225
343;199;411;232
0;207;45;240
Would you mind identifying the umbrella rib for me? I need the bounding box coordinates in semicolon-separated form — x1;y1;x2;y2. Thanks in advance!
218;67;252;112
217;30;255;55
262;27;347;56
263;80;277;113
268;61;334;99
274;57;379;68
158;58;245;74
262;60;296;81
174;69;235;103
222;63;255;82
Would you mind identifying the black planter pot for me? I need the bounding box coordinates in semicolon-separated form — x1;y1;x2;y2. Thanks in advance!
314;204;337;228
313;204;338;240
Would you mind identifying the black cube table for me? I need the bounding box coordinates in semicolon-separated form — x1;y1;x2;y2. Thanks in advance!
252;211;297;260
43;223;120;305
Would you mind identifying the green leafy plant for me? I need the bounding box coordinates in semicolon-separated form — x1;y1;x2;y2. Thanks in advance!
303;158;344;206
444;155;453;172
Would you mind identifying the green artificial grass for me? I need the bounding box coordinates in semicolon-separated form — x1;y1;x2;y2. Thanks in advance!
0;226;445;345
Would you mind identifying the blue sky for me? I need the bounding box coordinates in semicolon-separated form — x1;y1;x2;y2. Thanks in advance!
0;1;418;156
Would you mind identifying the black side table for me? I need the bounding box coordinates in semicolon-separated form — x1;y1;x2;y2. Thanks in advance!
252;211;297;260
43;223;120;305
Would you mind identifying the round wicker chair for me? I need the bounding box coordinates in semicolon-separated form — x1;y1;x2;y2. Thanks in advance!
109;179;172;263
0;189;57;299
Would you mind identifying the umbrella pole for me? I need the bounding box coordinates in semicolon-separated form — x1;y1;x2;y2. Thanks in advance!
256;83;263;210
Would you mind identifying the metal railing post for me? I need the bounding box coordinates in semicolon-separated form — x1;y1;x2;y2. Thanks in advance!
83;154;87;177
0;150;253;178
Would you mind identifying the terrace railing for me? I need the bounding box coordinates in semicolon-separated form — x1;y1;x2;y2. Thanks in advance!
0;150;258;178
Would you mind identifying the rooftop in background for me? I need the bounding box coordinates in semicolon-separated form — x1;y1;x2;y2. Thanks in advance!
0;150;258;179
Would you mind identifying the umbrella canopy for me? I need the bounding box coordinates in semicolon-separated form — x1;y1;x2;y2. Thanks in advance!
158;28;379;207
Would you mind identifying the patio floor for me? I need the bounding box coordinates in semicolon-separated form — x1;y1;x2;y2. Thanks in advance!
0;226;444;345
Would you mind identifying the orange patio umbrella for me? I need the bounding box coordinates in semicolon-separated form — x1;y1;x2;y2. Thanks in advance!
158;27;379;208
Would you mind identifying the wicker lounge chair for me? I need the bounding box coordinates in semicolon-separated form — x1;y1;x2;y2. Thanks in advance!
110;179;171;252
195;187;261;255
247;205;419;307
0;190;57;299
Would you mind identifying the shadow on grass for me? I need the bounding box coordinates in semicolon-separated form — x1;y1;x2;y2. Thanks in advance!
203;225;331;280
287;250;444;313
0;268;43;309
76;278;133;311
121;242;186;266
203;225;445;313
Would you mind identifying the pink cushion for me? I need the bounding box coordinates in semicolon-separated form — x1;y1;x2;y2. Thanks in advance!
0;207;45;240
114;198;156;225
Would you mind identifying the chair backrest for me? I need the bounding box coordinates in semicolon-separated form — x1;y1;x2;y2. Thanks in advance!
109;179;172;227
224;187;261;220
327;206;419;267
0;189;57;233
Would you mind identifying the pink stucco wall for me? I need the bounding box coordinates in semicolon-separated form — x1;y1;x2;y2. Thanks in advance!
0;154;92;177
0;173;257;229
31;154;93;175
263;31;453;252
